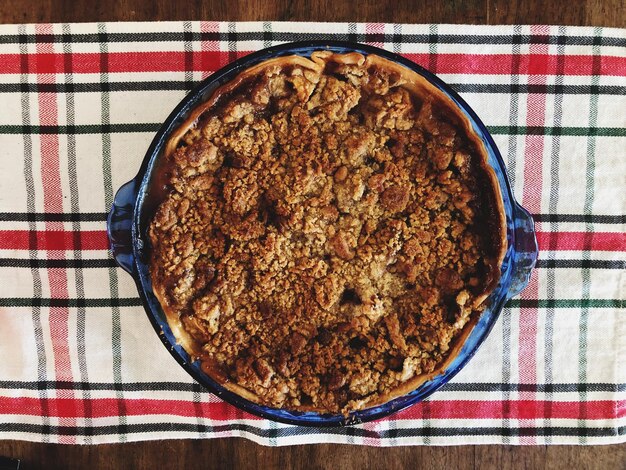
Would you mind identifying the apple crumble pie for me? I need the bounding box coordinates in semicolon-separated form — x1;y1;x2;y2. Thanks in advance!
148;51;506;413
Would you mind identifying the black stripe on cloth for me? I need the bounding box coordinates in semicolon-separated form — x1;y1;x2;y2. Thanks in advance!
0;212;622;224
1;380;623;393
63;21;93;444
1;82;623;96
0;124;160;134
0;31;624;47
0;422;622;438
0;259;116;269
536;259;625;270
0;82;194;93
0;298;142;307
533;214;625;224
2;124;624;136
97;22;129;440
227;22;237;65
543;25;567;443
537;259;626;269
0;298;620;309
0;212;107;221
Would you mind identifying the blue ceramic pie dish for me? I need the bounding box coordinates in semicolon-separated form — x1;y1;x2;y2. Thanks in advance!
107;41;538;426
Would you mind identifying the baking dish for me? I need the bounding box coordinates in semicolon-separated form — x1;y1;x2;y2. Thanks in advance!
107;41;538;426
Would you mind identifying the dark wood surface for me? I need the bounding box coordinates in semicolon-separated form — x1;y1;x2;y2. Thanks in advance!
1;438;626;469
1;0;624;26
1;1;624;468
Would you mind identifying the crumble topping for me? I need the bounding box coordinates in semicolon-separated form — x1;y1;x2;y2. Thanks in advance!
148;52;503;413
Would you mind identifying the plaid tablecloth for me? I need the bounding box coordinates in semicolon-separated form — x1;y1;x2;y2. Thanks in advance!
0;22;624;446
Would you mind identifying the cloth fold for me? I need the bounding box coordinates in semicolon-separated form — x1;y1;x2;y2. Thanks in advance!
0;21;624;445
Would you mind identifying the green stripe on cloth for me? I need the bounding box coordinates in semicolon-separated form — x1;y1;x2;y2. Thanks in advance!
578;26;603;444
489;126;626;136
508;299;623;308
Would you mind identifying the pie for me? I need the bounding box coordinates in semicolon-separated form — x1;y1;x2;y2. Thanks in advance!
148;50;507;414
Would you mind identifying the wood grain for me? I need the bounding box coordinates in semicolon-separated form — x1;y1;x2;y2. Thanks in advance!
1;0;624;468
0;0;624;26
0;439;625;470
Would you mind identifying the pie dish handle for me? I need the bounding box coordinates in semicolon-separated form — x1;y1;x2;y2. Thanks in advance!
507;202;539;298
107;178;138;275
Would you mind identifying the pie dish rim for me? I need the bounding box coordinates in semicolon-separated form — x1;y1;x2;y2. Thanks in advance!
107;40;538;427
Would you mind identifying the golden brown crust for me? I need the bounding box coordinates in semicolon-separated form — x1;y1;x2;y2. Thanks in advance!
148;51;507;414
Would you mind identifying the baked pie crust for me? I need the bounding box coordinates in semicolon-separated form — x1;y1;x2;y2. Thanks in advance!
148;51;507;414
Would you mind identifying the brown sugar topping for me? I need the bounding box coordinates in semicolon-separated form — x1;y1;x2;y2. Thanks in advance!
148;51;506;414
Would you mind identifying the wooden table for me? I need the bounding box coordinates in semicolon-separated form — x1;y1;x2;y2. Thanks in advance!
0;1;624;468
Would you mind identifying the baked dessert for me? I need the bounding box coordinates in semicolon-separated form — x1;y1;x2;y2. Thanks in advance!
148;51;506;414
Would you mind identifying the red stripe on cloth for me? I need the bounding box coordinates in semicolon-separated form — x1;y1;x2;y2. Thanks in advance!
0;396;259;420
517;25;550;445
0;230;109;251
394;399;626;420
200;21;221;79
35;23;76;444
4;229;621;252
1;396;622;420
402;53;626;76
536;231;626;252
1;51;624;76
